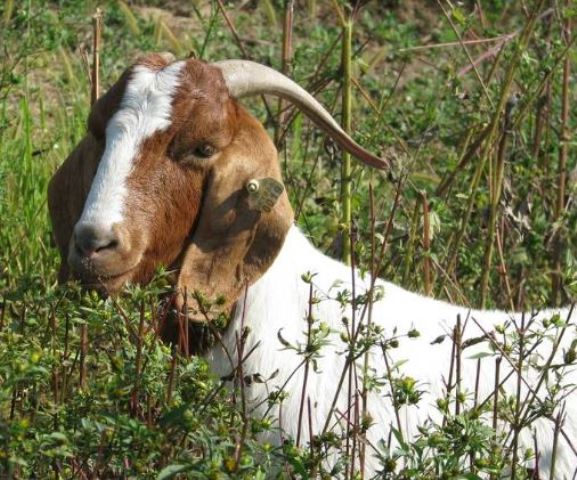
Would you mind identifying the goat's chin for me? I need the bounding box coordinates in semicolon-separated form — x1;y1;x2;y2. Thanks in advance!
70;267;136;295
68;253;146;294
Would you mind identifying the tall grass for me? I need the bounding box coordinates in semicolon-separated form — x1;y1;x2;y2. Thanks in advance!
0;0;576;478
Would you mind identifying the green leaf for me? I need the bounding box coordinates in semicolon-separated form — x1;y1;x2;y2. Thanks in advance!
157;464;192;480
451;7;467;26
467;351;495;360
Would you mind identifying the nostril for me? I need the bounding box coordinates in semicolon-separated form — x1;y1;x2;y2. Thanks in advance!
74;223;119;257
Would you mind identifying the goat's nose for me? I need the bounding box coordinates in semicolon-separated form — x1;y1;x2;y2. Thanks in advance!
74;223;119;257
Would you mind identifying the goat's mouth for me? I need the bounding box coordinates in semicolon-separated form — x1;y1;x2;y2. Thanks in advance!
68;253;143;294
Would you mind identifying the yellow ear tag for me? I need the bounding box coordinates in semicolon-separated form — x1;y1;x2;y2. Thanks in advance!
246;178;284;213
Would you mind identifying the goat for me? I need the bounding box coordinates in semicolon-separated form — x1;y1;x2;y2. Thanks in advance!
48;54;577;478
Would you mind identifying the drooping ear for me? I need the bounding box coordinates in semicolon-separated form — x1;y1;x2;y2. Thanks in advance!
175;107;294;319
48;133;104;282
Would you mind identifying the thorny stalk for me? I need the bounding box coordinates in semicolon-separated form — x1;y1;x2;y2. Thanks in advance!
232;285;250;471
454;314;462;416
166;346;177;404
511;313;526;478
420;191;432;296
382;348;404;444
359;183;376;477
296;282;314;447
402;199;421;285
184;292;189;357
130;301;146;417
50;307;59;405
79;323;88;390
491;356;501;480
549;409;564;480
0;298;5;331
495;224;515;311
340;13;353;265
443;317;457;429
346;223;358;479
532;4;553;176
90;8;102;106
274;0;294;146
551;0;572;305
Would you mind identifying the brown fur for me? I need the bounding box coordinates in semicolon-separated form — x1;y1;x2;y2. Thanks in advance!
48;54;294;318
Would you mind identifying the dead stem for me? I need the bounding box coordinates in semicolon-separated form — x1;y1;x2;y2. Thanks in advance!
90;8;102;106
551;0;572;305
454;314;462;416
549;409;565;480
511;313;526;478
274;0;293;145
420;191;432;296
296;282;314;447
491;356;501;480
79;323;88;390
130;300;146;417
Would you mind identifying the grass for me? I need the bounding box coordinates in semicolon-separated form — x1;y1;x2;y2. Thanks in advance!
0;0;576;478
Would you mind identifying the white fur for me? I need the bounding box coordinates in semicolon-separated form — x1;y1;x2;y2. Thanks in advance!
79;61;185;228
206;226;577;478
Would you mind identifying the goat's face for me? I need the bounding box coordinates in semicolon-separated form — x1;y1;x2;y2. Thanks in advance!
49;54;385;317
49;54;292;312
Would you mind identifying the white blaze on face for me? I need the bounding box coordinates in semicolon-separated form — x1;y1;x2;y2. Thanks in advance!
79;61;185;228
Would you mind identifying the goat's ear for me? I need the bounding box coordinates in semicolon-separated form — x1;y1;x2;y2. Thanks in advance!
175;108;294;319
48;133;103;282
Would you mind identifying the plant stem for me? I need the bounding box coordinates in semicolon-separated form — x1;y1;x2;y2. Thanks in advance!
296;282;313;447
549;411;563;480
421;191;432;296
79;324;88;390
90;8;102;106
551;0;572;304
274;0;294;146
403;200;421;286
341;17;353;265
490;356;501;480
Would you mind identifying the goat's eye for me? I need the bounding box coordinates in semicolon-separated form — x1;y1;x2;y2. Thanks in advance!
194;144;216;158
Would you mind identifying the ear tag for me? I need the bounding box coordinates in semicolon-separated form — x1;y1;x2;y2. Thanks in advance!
246;178;284;213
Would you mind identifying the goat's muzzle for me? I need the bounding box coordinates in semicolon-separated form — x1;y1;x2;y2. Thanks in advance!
68;221;144;292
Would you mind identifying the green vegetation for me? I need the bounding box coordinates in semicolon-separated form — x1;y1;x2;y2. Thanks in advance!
0;0;576;478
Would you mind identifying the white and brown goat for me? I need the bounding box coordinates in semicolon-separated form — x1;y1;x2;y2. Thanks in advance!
48;54;577;478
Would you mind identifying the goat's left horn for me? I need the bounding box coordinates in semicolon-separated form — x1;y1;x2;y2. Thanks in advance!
214;59;388;170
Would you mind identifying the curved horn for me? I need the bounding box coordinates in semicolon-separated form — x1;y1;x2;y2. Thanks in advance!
214;60;388;170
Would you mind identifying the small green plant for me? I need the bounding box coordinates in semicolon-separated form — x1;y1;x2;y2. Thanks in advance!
1;1;576;478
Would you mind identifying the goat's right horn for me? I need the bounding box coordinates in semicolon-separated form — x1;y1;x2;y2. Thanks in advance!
214;59;388;170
